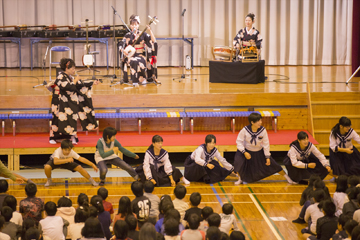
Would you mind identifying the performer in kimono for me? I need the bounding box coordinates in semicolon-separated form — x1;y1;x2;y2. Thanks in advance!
234;113;295;184
329;116;360;177
183;134;236;184
48;78;62;144
135;135;185;187
283;131;331;183
233;13;262;54
119;14;156;86
50;58;98;144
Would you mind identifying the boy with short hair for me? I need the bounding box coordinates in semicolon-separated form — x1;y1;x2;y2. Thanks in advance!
44;139;98;187
0;179;9;209
331;214;351;240
19;183;44;226
180;213;205;240
126;214;139;240
1;206;21;240
0;215;10;240
39;201;69;240
218;203;239;235
144;181;160;219
198;206;213;232
173;185;189;226
97;187;114;219
131;181;151;229
184;192;202;224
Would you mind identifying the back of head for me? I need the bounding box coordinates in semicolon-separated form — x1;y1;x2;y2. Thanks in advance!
44;201;57;216
348;175;360;188
21;218;36;240
174;185;187;200
312;189;325;203
90;195;104;213
206;226;221;240
164;218;179;236
57;196;72;207
77;193;89;208
338;214;351;228
103;127;117;142
75;207;89;223
89;206;98;218
25;183;37;198
1;206;13;222
114;220;129;239
188;213;200;230
222;203;233;215
159;195;174;214
308;175;321;188
190;192;201;207
208;213;221;227
221;232;230;240
321;199;336;217
61;139;73;150
352;225;360;240
131;181;144;197
144;180;155;193
125;214;138;231
202;206;214;220
345;220;359;236
97;187;109;200
118;196;132;217
3;195;17;211
25;227;41;240
81;217;104;238
313;179;325;190
230;231;245;240
0;215;4;229
348;187;360;200
336;175;349;193
0;179;9;193
164;209;180;223
139;222;157;240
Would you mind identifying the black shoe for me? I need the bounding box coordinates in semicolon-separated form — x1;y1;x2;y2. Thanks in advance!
99;181;105;186
292;218;306;224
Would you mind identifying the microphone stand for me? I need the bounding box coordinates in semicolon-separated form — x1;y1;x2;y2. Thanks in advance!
33;44;50;88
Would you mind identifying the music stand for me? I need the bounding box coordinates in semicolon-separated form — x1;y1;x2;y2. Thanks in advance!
173;9;197;82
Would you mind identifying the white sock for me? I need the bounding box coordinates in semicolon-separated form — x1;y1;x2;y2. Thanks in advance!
235;176;242;185
284;174;296;184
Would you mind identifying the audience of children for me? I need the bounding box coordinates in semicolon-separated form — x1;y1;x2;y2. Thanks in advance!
91;195;112;240
172;185;189;226
98;187;115;221
39;201;69;240
1;206;21;240
2;195;23;226
219;203;239;235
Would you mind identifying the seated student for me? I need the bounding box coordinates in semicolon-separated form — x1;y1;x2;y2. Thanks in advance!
137;135;185;187
164;218;181;240
1;206;21;240
77;193;90;209
344;175;360;203
331;214;351;240
24;227;42;240
184;134;235;184
143;181;161;220
229;231;245;240
91;195;112;240
302;190;326;235
207;213;221;229
2;195;23;226
80;217;106;240
19;183;44;226
56;196;76;239
283;131;331;183
160;209;184;235
198;207;213;233
68;207;89;240
113;220;132;240
206;226;221;240
173;185;189;226
234;113;294;184
333;175;348;217
180;214;205;240
39;201;68;240
44;139;98;187
20;218;36;240
95;127;139;186
343;188;360;218
97;187;114;220
131;181;151;229
0;215;10;240
155;197;174;233
218;203;239;235
113;196;137;226
313;179;331;200
139;222;158;240
184;192;202;224
126;214;139;240
0;180;10;209
342;220;359;240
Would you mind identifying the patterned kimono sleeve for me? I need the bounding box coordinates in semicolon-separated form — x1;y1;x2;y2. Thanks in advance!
56;73;77;92
255;31;263;49
233;30;242;48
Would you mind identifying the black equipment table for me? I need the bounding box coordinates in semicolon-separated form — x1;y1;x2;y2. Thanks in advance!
209;60;265;84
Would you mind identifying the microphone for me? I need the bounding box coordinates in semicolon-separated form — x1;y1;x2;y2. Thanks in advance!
181;9;186;16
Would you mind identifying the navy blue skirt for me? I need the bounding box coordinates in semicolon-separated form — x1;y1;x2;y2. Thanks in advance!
283;153;329;182
135;164;183;187
234;149;282;183
183;155;232;184
329;147;360;176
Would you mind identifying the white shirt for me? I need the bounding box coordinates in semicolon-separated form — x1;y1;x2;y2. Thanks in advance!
144;192;160;218
40;216;65;240
173;198;190;226
218;213;239;235
287;142;329;168
190;145;234;171
52;147;80;160
236;125;271;158
143;149;173;180
330;128;360;152
0;232;10;240
304;203;324;234
10;211;23;226
333;192;347;217
68;222;85;240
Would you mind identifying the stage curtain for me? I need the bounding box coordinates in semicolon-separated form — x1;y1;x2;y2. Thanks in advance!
0;0;353;68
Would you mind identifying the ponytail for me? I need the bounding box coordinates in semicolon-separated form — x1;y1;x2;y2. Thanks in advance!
331;117;351;139
90;195;104;213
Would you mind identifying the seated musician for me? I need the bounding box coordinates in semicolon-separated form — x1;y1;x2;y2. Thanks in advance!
233;13;263;57
119;15;156;86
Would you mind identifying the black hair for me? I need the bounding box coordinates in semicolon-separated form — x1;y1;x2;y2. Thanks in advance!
348;187;360;200
164;208;180;224
129;14;140;25
338;214;351;228
75;207;89;223
125;214;138;231
77;193;89;208
61;139;73;149
0;179;8;193
290;131;309;147
189;192;201;207
114;220;129;239
312;189;325;203
188;213;200;230
57;196;72;207
164;218;179;236
246;13;255;21
139;222;157;240
352;225;360;240
0;215;4;229
248;112;262;124
221;232;230;240
356;192;360;203
1;206;13;222
90;195;104;213
2;195;17;211
131;181;144;198
222;203;233;215
60;58;76;71
97;187;109;200
21;218;36;240
81;217;105;238
152;135;163;144
345;220;359;235
230;231;245;240
336;175;349;193
208;213;221;227
174;185;187;200
206;226;221;240
159;195;174;214
89;206;98;218
144;180;155;193
313;179;325;190
118;196;132;217
205;134;216;145
321;200;336;217
308;175;321;188
25;183;37;198
25;227;41;240
348;175;360;188
44;201;57;216
103;127;117;142
201;206;214;220
331;116;352;139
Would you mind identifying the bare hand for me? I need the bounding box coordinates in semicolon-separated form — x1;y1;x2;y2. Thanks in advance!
15;178;25;184
113;147;119;154
93;80;100;85
207;163;215;169
73;76;81;84
345;148;353;154
68;158;74;163
134;155;139;159
265;158;270;166
308;163;316;169
147;25;151;31
326;166;331;172
151;179;157;185
92;164;99;172
244;152;251;160
171;180;176;187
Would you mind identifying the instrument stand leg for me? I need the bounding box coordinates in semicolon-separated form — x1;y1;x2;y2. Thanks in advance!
346;66;360;84
33;45;50;88
172;9;197;83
